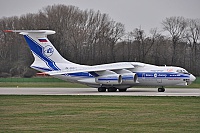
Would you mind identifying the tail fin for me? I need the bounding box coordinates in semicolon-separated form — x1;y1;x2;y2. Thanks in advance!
5;30;80;71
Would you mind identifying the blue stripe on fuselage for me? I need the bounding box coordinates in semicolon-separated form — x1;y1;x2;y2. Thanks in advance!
67;72;189;79
136;72;189;78
89;71;99;77
68;72;93;78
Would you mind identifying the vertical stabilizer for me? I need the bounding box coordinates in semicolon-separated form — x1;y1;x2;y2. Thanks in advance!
4;30;81;71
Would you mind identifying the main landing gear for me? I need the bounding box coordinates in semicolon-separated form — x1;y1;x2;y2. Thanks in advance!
98;87;127;92
98;87;165;92
158;87;165;92
98;87;106;92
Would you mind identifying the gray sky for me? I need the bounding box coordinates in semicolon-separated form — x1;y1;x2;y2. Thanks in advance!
0;0;200;33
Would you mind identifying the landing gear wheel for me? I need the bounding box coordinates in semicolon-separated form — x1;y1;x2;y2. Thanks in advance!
107;87;117;92
98;87;106;92
158;87;165;92
118;89;127;92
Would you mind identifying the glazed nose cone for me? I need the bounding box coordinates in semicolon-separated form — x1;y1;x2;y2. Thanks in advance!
190;74;196;82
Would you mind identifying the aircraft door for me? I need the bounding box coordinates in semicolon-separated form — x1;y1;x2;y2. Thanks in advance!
142;73;145;80
157;79;162;83
154;73;162;83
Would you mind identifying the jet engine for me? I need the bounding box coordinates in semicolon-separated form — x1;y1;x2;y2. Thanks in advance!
121;73;138;84
95;74;122;84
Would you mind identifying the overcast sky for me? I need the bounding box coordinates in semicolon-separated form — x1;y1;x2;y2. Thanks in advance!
0;0;200;33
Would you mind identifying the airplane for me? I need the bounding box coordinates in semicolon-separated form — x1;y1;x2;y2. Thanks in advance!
4;30;196;92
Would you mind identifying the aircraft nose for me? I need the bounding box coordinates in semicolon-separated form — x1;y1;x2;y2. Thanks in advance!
190;74;196;82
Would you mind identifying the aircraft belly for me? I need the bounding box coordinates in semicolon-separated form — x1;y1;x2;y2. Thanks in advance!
161;79;186;86
137;77;186;86
137;78;157;85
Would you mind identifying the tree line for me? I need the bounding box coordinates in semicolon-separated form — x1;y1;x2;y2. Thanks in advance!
0;4;199;77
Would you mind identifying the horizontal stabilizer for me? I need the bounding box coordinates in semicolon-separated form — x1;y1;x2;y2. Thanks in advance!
4;30;55;35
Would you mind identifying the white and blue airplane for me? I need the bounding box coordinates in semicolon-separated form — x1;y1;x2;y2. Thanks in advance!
5;30;196;92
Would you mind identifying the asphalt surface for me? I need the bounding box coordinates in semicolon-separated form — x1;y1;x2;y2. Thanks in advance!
0;88;199;96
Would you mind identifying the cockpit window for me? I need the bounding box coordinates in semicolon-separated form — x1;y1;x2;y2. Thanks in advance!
176;69;189;74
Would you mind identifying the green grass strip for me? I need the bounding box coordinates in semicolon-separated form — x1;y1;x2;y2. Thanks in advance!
0;96;199;132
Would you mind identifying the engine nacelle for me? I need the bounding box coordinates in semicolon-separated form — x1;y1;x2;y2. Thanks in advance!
95;74;122;84
121;73;138;84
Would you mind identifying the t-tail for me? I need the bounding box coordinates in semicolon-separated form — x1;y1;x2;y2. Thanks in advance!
4;30;81;72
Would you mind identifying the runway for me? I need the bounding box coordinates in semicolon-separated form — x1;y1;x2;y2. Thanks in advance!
0;87;199;96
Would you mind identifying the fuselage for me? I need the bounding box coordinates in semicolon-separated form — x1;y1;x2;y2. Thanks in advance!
39;62;196;89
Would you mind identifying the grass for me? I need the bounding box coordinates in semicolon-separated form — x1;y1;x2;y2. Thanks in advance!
0;96;199;132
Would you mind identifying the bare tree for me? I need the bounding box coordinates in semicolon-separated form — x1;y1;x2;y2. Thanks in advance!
185;19;200;74
162;16;187;64
130;27;156;62
1;6;200;77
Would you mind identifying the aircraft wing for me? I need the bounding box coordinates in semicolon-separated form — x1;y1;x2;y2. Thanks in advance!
46;62;144;76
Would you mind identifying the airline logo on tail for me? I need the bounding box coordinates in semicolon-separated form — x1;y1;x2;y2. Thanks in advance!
43;45;54;57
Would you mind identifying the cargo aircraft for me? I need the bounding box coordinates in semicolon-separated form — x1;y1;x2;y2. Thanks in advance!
4;30;196;92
